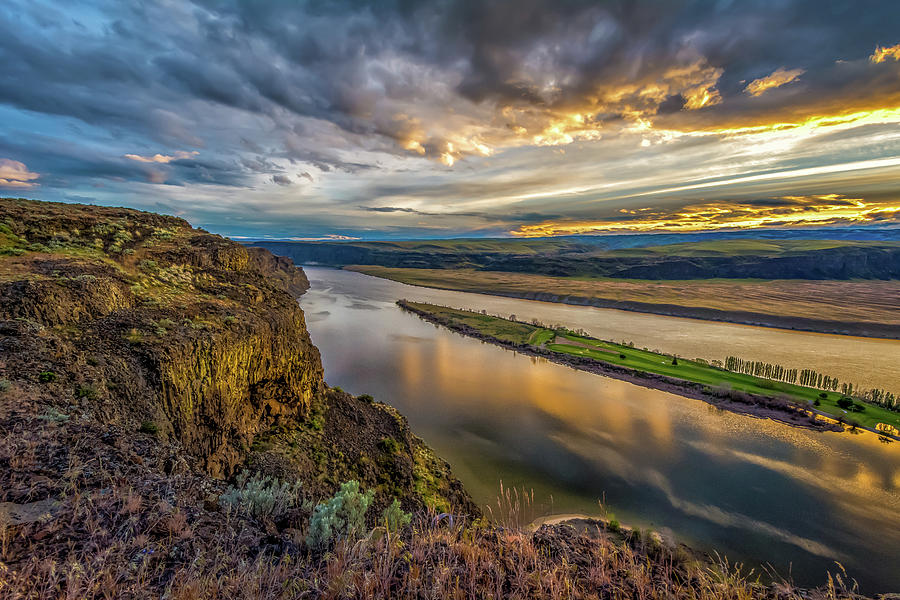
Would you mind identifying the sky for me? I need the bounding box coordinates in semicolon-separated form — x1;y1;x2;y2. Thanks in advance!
1;0;899;240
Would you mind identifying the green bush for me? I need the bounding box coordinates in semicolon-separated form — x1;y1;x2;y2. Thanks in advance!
138;421;159;435
220;471;304;521
357;393;374;403
381;498;411;532
75;384;98;400
0;379;10;393
306;480;374;549
40;407;69;423
38;371;57;383
378;437;401;455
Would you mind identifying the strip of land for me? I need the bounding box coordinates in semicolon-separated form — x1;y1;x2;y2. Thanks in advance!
397;300;900;439
354;266;900;339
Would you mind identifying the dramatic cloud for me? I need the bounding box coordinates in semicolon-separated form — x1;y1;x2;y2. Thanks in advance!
0;0;898;238
0;158;39;188
124;151;199;164
744;67;805;97
871;43;900;63
510;195;900;236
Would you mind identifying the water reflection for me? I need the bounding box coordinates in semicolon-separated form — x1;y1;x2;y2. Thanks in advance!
300;267;900;593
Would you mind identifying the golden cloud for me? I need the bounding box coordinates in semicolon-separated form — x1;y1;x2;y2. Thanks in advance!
870;43;900;63
124;151;199;163
397;44;898;167
398;56;726;164
0;159;39;188
509;194;900;236
744;67;805;96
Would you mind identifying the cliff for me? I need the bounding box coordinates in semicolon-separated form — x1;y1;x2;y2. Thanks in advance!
0;198;471;506
252;239;900;280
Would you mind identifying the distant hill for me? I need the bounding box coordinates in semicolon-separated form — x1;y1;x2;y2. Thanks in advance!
249;235;900;280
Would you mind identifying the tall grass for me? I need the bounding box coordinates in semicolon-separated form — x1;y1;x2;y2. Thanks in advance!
0;489;864;600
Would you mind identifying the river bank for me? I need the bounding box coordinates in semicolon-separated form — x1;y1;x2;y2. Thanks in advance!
397;300;900;440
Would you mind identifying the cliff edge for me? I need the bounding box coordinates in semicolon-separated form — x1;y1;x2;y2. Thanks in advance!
0;198;472;512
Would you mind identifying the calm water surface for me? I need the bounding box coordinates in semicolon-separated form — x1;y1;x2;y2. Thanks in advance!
300;267;900;593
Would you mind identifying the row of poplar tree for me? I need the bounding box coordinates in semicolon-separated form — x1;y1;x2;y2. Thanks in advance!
722;355;897;412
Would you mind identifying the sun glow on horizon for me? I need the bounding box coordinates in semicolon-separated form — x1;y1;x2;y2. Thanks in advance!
509;194;900;236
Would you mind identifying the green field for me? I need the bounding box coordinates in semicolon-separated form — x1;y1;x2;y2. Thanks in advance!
401;301;900;435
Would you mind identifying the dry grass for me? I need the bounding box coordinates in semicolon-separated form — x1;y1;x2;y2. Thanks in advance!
350;266;900;326
0;435;865;600
0;502;865;600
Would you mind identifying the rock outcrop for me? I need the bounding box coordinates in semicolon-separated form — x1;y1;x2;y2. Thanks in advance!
0;198;471;512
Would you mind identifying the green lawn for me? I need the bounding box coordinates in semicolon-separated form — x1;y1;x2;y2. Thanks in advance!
403;302;547;346
402;301;900;434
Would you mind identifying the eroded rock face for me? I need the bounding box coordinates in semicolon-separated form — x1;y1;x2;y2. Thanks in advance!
0;198;473;515
0;199;323;477
246;246;310;297
252;239;900;280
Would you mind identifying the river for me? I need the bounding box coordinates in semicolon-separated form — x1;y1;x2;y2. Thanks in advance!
299;266;900;593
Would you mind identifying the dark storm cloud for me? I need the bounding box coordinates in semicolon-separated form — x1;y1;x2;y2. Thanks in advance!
3;1;897;156
0;0;898;237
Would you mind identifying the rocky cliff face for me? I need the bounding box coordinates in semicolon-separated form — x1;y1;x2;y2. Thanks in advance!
0;198;471;513
253;239;900;280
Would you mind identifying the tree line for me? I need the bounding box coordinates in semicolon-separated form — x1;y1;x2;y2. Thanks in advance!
723;355;898;412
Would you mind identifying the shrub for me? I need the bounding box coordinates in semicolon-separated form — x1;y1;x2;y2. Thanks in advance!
307;480;374;549
220;471;304;521
381;498;412;532
607;518;620;532
138;421;159;435
40;407;69;423
378;437;401;455
619;353;627;359
0;379;10;393
38;371;57;383
818;392;828;399
75;384;98;400
837;397;854;410
813;399;821;407
357;393;374;403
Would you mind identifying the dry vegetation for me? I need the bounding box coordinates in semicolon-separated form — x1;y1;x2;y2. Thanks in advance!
0;416;865;600
348;266;900;328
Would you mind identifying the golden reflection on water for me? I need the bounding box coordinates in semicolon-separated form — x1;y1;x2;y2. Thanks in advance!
303;268;900;591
